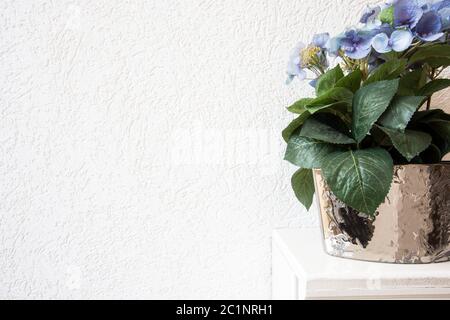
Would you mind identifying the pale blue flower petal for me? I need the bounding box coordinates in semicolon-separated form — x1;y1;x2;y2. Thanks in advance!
440;7;450;29
390;30;413;52
372;33;392;53
309;79;318;88
346;45;372;59
286;42;307;83
296;69;307;81
419;32;445;41
312;33;330;48
286;75;295;85
360;5;381;23
431;0;450;11
326;36;344;56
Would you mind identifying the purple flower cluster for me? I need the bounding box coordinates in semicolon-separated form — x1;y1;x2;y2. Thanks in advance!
287;0;450;84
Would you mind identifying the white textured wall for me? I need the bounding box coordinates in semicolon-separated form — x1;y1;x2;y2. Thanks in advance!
2;0;448;300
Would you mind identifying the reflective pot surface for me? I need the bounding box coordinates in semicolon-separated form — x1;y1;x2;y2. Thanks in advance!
313;163;450;264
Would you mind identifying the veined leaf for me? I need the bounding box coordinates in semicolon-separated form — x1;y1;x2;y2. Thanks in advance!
284;135;341;169
335;69;362;93
287;98;314;114
315;65;344;96
419;79;450;96
291;168;315;210
305;101;349;114
410;109;449;123
352;79;399;143
282;111;311;142
419;144;442;163
398;69;427;96
364;59;407;86
378;96;426;132
409;44;450;67
427;120;450;140
378;126;432;161
305;87;353;113
322;148;394;216
300;113;355;144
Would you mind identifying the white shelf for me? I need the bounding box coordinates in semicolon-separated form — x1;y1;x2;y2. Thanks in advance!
272;228;450;300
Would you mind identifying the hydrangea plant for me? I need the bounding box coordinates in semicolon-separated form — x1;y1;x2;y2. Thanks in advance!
284;0;450;216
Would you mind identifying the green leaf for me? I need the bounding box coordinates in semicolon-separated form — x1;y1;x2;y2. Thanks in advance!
305;87;353;113
315;65;344;96
335;69;362;93
378;126;432;161
411;109;449;123
284;135;341;169
291;168;315;210
364;59;407;86
379;6;394;24
287;98;314;114
378;96;426;131
300;113;355;144
410;109;449;123
352;79;399;143
409;44;450;67
419;79;450;96
305;101;349;114
419;144;442;163
282;111;311;142
322;148;394;216
398;69;427;96
427;120;450;139
411;109;450;154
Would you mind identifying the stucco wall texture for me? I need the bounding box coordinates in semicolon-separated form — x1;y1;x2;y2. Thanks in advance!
0;0;449;299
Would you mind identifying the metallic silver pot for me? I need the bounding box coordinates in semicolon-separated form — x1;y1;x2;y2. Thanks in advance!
313;163;450;264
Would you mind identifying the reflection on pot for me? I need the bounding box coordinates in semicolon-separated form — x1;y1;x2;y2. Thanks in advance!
314;163;450;264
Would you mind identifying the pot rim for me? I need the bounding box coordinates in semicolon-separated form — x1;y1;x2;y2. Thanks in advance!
312;161;450;172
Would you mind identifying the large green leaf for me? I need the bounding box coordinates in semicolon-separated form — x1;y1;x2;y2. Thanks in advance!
364;59;406;86
335;69;362;93
305;87;353;113
287;98;314;114
419;79;450;96
378;96;426;131
300;113;355;144
291;168;315;210
426;120;450;148
409;110;450;155
398;69;427;96
282;111;311;142
378;126;432;161
419;144;442;163
410;109;449;123
409;44;450;67
315;65;344;96
322;148;394;216
284;135;340;168
352;79;399;143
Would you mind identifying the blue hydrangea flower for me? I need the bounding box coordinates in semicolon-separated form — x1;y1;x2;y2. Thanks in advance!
286;42;307;84
394;0;424;28
372;29;414;53
415;10;444;41
339;29;375;59
440;7;450;29
312;33;330;49
360;5;382;23
430;1;450;29
326;34;345;56
430;0;450;11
